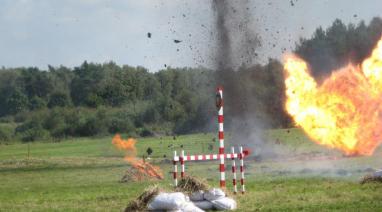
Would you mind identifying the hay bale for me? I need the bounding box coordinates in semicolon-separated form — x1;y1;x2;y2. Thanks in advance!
125;185;160;212
176;176;209;193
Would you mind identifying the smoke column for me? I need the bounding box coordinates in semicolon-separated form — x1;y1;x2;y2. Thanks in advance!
212;0;233;71
211;0;262;145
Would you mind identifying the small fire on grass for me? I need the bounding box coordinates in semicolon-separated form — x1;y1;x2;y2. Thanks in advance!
112;134;163;181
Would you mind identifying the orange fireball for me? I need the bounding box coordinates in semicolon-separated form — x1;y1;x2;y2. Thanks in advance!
284;37;382;156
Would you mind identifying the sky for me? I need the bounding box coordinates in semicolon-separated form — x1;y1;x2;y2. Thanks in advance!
0;0;382;71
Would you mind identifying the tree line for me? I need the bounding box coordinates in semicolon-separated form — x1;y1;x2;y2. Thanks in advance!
0;17;381;142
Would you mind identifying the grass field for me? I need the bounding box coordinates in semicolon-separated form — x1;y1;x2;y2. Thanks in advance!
1;129;382;211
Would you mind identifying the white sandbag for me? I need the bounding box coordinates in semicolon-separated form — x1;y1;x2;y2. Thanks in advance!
211;197;237;210
179;201;205;212
203;188;225;201
148;192;188;210
192;200;214;210
189;190;204;201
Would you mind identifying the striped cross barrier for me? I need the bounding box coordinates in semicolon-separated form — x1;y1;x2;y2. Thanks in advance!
173;147;248;194
172;86;249;194
173;152;244;161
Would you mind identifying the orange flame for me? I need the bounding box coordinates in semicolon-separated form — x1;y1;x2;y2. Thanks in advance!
284;36;382;156
112;134;163;179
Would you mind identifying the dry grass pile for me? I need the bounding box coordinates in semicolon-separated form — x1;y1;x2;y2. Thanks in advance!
120;169;145;182
124;185;160;212
176;175;209;193
360;174;382;184
120;168;161;183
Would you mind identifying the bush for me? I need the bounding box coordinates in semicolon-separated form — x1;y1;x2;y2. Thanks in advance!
0;116;13;123
5;89;29;115
75;115;107;136
75;116;95;136
146;147;153;156
45;111;68;139
29;96;46;110
105;108;136;134
108;116;135;134
15;119;50;142
0;125;13;142
142;105;161;123
13;111;29;123
47;92;71;108
62;108;85;136
43;109;66;130
139;126;154;137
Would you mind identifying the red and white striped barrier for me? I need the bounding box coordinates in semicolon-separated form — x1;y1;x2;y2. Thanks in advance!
172;86;248;194
173;147;247;193
173;153;242;161
239;146;245;194
217;87;225;188
173;151;178;186
231;147;237;194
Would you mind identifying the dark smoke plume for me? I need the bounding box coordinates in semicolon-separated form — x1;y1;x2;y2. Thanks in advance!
212;0;258;70
212;0;233;71
211;0;262;143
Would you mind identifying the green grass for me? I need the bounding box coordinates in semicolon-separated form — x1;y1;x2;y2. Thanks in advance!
0;129;382;211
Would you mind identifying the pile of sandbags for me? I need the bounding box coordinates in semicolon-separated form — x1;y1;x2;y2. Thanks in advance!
147;192;203;212
189;188;237;211
125;176;237;211
147;188;236;211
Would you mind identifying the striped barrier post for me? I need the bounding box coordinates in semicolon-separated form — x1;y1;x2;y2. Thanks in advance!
240;146;245;194
231;147;237;194
180;150;185;178
217;86;225;188
173;151;178;186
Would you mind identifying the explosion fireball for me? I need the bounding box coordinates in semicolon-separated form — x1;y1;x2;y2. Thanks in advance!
284;36;382;156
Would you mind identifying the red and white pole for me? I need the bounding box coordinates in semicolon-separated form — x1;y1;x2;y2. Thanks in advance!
173;151;178;186
180;150;185;178
216;86;225;188
231;147;237;194
239;146;245;194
